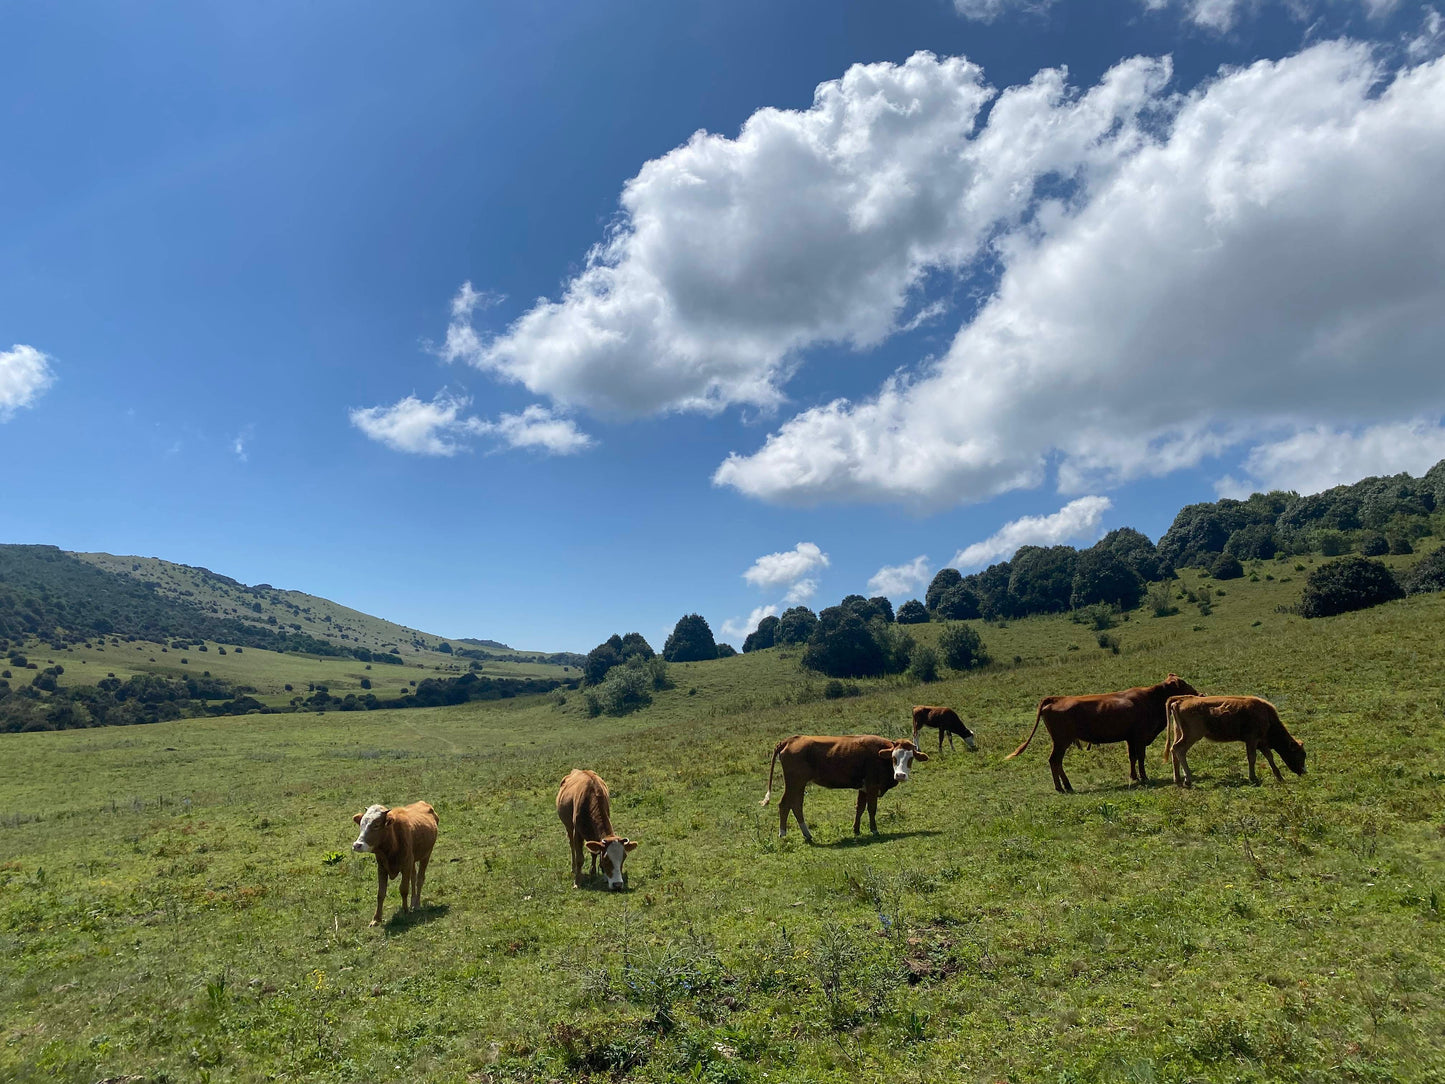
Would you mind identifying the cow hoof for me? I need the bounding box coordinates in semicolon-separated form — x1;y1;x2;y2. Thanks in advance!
369;919;380;927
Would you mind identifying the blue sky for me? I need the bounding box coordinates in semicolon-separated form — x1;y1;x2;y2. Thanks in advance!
3;0;1444;653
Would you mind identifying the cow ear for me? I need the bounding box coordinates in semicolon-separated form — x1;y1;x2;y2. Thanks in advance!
584;840;605;854
353;812;364;825
878;747;895;759
623;840;639;853
913;750;930;761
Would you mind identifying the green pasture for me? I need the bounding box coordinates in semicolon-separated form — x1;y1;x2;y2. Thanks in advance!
3;566;1444;1082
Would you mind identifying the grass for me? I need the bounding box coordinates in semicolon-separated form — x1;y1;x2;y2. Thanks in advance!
2;560;1444;1082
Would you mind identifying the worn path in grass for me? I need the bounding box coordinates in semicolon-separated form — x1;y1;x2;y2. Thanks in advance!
3;566;1444;1082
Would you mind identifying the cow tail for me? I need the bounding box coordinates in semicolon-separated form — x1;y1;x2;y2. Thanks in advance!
760;740;787;806
1006;702;1046;760
1163;700;1179;763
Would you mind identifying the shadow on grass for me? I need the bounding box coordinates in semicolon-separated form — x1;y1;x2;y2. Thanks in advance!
815;829;943;849
384;903;450;932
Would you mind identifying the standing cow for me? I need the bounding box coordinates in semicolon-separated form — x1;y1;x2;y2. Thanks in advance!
760;735;928;842
911;705;978;754
1006;673;1198;793
556;769;638;891
350;800;438;926
1164;694;1306;787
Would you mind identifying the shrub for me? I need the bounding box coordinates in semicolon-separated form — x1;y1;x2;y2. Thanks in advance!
359;678;371;689
1389;536;1414;556
895;599;929;624
823;679;861;700
1299;556;1405;618
1402;546;1445;594
938;623;988;671
1072;603;1116;631
1358;531;1389;557
590;662;654;716
1317;530;1351;557
908;644;940;683
1210;553;1244;580
1225;523;1278;561
1147;582;1179;617
715;643;737;658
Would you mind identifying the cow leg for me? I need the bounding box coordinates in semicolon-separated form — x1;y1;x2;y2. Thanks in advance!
854;791;866;835
1171;742;1185;787
792;796;814;844
1173;732;1198;788
867;791;880;835
571;836;584;888
1129;740;1148;785
1245;741;1261;784
939;729;946;755
1049;739;1072;794
398;864;413;913
414;854;429;910
1261;746;1285;782
371;866;388;926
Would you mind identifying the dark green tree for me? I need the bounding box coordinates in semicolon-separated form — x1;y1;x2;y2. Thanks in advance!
895;599;929;624
777;606;818;645
925;568;963;612
663;613;719;662
1402;546;1445;594
1210;553;1244;580
1092;527;1167;582
1298;557;1404;618
1070;549;1144;610
1007;546;1078;615
934;583;981;620
801;606;886;678
938;623;988;671
743;614;781;652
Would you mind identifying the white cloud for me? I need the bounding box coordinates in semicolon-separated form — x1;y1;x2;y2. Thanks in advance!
719;605;778;642
350;393;591;457
1217;420;1445;497
1408;6;1445;61
350;393;479;456
472;405;594;455
444;51;1172;418
0;345;55;420
952;496;1112;569
783;578;819;605
867;555;932;599
743;542;830;590
232;426;253;463
717;44;1445;508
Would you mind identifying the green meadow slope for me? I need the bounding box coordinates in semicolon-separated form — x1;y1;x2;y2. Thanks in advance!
2;554;1443;1082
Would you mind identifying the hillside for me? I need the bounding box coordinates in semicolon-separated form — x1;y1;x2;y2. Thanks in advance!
2;541;1442;1082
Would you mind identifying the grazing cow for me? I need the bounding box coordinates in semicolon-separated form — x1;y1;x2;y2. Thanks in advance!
911;705;978;755
350;801;438;926
1006;673;1199;793
760;735;929;842
1164;695;1306;787
556;769;637;891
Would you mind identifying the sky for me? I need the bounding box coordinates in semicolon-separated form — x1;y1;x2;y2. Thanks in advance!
3;0;1444;653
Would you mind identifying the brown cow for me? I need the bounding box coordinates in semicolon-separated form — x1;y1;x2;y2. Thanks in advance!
911;705;978;754
350;801;438;926
1164;695;1306;787
760;735;928;842
1006;673;1199;793
556;769;638;891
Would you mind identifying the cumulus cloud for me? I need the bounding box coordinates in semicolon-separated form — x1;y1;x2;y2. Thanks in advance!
783;578;820;605
444;51;1172;418
743;542;830;590
350;393;591;456
719;605;778;642
1217;420;1445;497
867;555;932;599
0;345;55;420
717;44;1445;508
952;496;1112;569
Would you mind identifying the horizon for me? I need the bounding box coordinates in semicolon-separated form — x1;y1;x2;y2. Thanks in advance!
4;0;1444;655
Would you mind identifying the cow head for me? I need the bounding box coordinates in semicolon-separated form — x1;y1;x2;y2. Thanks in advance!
1162;673;1199;698
584;836;638;891
958;722;978;752
878;740;928;782
351;804;389;853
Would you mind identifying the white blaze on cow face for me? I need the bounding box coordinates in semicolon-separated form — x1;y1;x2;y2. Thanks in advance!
586;838;638;891
352;804;388;853
963;733;978;752
890;746;915;782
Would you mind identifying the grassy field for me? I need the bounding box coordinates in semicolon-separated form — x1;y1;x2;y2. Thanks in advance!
2;559;1444;1082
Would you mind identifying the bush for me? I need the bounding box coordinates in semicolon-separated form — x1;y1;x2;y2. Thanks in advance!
587;662;654;716
1298;556;1405;618
1210;553;1244;580
908;644;939;683
715;643;737;658
823;679;861;700
802;607;887;678
359;678;371;690
1008;545;1078;615
1225;523;1278;561
777;606;818;645
938;623;988;671
1358;531;1389;557
1070;549;1144;610
743;615;780;652
663;614;718;662
1317;530;1351;557
895;599;929;624
1389;536;1414;556
1402;546;1445;594
934;583;981;620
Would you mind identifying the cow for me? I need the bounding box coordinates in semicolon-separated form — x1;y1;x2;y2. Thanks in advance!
911;705;978;755
556;769;638;891
1006;673;1199;793
1163;695;1306;788
350;800;438;927
760;735;929;842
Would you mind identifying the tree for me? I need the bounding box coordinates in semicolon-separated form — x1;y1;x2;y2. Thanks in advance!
801;606;886;678
1158;504;1232;569
663;614;718;662
1092;527;1167;582
966;562;1017;621
1298;557;1404;618
938;624;988;671
867;596;895;623
895;599;929;624
925;568;963;612
1402;546;1445;594
583;637;624;686
934;583;981;620
909;644;940;683
1007;546;1078;615
716;642;738;658
777;606;818;645
743;615;780;652
1225;523;1278;561
1210;553;1244;581
1071;549;1145;610
1358;531;1389;557
619;632;655;660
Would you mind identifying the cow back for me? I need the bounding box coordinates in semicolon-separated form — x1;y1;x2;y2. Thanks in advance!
557;769;615;842
783;735;897;792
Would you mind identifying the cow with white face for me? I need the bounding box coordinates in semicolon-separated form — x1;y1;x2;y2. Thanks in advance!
556;769;638;891
760;735;929;843
349;800;438;926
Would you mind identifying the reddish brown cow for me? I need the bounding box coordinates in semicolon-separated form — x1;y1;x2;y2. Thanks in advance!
760;735;928;842
911;705;978;754
1006;673;1199;793
556;769;638;891
350;800;438;926
1164;695;1306;788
